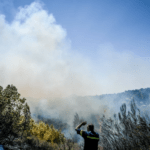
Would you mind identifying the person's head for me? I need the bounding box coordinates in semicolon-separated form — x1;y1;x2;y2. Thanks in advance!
87;124;94;132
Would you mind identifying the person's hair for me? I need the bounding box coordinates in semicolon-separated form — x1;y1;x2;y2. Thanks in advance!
87;124;94;132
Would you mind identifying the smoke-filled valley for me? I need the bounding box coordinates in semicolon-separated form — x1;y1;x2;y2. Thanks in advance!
1;1;150;149
25;87;150;145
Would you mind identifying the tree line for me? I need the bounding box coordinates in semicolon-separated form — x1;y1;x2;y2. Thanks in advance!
0;84;150;150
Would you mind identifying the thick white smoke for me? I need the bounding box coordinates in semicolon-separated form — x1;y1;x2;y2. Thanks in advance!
0;2;115;142
1;1;150;144
0;2;103;99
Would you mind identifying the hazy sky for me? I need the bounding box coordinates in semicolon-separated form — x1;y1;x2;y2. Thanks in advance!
0;0;150;98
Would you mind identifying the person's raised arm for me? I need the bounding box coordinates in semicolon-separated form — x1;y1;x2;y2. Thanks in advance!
75;121;87;131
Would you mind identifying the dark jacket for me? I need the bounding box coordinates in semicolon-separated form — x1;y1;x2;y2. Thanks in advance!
76;128;99;150
0;145;4;150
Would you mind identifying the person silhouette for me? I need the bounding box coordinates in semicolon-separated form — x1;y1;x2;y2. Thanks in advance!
75;121;99;150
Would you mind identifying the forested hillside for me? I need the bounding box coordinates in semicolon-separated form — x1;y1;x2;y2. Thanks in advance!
93;87;150;104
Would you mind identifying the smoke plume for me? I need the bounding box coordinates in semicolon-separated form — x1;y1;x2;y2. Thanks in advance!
0;1;150;144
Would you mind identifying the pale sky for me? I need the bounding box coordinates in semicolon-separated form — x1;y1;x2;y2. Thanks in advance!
0;0;150;98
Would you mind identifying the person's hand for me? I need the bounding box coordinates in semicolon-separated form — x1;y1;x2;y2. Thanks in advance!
82;121;87;125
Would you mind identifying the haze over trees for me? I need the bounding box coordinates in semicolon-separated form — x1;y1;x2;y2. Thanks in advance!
0;84;150;150
0;84;67;150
